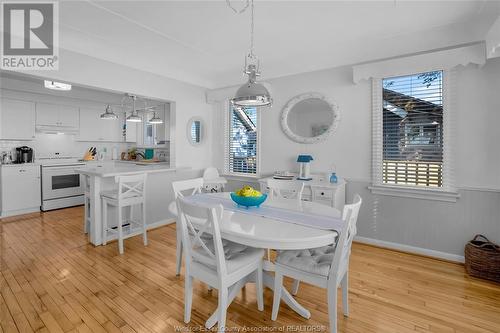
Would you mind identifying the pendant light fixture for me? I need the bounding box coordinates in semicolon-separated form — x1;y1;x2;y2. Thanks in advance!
126;94;142;122
149;107;164;124
229;0;272;108
100;104;118;120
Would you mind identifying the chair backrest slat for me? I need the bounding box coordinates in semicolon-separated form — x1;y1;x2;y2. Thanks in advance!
328;194;362;283
114;173;147;200
172;178;204;198
267;179;305;201
176;197;227;276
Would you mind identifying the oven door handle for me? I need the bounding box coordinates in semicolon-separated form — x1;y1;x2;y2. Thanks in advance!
42;164;85;171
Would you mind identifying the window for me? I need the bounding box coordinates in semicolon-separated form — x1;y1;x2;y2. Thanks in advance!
379;70;444;188
191;120;201;144
226;105;258;175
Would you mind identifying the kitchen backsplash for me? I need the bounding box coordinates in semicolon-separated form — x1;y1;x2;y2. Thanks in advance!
0;133;131;160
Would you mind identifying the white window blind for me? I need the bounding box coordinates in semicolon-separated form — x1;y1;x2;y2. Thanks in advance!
227;106;258;175
381;71;444;187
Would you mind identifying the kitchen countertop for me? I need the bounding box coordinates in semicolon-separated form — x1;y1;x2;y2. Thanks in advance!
76;162;182;177
0;162;40;168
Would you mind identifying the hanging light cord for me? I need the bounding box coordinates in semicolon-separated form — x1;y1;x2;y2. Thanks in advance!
226;0;254;57
250;0;254;58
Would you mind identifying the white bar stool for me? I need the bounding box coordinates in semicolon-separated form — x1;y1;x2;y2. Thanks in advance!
83;175;91;234
101;173;148;254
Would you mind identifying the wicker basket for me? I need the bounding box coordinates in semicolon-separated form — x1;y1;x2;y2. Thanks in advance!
464;235;500;283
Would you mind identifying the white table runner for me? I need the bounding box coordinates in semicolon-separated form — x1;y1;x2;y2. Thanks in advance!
183;193;344;232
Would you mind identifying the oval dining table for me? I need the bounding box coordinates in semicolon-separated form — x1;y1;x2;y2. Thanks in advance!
168;192;341;328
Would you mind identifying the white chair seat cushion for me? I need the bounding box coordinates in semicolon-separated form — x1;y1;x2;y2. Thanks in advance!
193;240;264;274
276;245;336;277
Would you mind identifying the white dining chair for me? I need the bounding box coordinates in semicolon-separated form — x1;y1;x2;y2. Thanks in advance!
101;173;148;255
172;178;204;275
267;178;305;201
176;196;265;333
266;178;306;291
202;167;227;193
271;194;362;333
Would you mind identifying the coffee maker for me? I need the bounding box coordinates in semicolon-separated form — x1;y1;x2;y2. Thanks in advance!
15;146;34;163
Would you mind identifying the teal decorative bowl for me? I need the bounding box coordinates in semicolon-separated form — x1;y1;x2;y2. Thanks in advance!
230;193;268;208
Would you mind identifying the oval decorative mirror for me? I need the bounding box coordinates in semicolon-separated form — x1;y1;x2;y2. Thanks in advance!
187;117;203;146
280;93;340;144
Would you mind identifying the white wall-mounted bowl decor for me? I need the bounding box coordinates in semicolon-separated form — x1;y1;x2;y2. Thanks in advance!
280;92;340;144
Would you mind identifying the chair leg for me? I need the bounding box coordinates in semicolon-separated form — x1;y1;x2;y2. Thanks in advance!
184;274;193;323
327;285;338;333
176;225;183;276
142;202;148;246
218;287;228;333
341;271;349;317
291;280;300;295
84;197;88;234
118;206;124;254
256;262;264;311
271;272;283;321
101;199;107;246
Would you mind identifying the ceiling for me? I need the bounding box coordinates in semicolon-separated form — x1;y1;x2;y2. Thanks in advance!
58;1;500;89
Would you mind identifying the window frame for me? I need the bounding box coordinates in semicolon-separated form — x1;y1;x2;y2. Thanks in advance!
224;102;261;178
370;69;459;202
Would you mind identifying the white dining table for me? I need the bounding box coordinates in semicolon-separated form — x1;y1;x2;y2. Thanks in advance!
168;192;341;328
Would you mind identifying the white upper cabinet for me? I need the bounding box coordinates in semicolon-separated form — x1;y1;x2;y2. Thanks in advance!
77;108;123;142
0;98;36;140
36;102;79;128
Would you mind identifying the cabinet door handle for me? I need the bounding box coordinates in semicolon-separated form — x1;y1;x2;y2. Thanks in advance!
19;169;26;172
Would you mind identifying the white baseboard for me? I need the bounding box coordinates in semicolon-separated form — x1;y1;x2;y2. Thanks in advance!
1;207;40;218
355;236;465;263
147;218;175;230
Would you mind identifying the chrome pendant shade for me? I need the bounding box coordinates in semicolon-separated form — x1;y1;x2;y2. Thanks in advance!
229;0;272;108
100;104;118;120
232;64;272;107
126;94;142;122
126;111;142;122
149;111;163;124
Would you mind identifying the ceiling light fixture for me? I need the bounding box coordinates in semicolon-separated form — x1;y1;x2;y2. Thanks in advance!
149;111;163;124
228;0;272;108
149;103;165;124
126;94;142;122
100;104;118;120
44;80;72;91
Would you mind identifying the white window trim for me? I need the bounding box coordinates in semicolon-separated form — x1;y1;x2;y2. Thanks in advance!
223;101;261;178
370;70;459;202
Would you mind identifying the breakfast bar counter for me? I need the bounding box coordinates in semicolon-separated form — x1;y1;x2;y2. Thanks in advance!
77;162;200;245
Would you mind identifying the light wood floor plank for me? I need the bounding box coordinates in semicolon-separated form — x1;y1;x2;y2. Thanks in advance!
1;206;500;333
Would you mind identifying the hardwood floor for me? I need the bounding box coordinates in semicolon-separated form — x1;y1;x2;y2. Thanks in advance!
1;206;499;333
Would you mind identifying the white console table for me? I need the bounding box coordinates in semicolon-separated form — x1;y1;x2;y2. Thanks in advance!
258;175;346;211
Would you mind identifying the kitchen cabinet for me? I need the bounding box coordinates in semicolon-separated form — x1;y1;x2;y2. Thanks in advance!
36;102;79;128
77;107;122;142
0;164;41;217
0;98;36;140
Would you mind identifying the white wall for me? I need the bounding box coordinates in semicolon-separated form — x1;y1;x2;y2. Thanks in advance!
211;57;500;260
8;48;213;170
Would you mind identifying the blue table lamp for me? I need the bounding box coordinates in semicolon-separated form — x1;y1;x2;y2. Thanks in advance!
297;155;313;180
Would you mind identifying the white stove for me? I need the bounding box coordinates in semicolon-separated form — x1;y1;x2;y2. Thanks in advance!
39;156;86;211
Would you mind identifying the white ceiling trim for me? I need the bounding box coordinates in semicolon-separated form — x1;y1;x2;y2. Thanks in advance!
86;0;213;57
352;43;486;83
